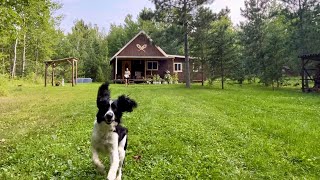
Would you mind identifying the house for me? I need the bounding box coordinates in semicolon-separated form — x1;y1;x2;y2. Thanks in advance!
110;31;204;83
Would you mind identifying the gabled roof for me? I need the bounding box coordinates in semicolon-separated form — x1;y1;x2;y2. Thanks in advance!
110;31;168;62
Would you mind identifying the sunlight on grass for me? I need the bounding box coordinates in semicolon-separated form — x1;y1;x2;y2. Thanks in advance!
0;83;319;179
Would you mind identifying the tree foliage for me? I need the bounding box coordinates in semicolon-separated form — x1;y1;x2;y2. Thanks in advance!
1;0;319;88
0;0;61;78
151;0;214;88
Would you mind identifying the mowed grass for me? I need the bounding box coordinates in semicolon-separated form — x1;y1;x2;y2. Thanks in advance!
0;82;319;179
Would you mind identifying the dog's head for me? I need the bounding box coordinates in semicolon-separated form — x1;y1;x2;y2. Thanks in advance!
96;82;137;125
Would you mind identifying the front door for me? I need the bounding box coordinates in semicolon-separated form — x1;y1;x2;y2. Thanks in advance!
122;61;131;79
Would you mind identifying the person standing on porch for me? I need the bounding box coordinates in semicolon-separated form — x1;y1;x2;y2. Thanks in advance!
124;68;131;86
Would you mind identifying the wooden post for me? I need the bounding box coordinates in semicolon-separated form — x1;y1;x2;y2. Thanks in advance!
172;58;174;74
144;60;147;79
45;63;48;87
115;57;118;81
72;60;74;87
75;60;78;85
51;64;54;86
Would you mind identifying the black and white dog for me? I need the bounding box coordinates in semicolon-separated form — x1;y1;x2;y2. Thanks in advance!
91;82;137;180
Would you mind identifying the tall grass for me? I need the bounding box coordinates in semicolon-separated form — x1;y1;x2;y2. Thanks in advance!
0;83;319;179
0;75;9;96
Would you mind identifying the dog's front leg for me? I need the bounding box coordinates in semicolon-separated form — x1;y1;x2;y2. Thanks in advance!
92;148;106;174
107;148;119;180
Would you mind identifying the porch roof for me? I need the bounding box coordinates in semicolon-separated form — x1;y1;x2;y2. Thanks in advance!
113;56;173;60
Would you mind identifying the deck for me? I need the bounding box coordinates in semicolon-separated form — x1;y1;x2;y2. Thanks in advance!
113;79;148;84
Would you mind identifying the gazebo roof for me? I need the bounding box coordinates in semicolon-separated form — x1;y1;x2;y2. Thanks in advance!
44;57;78;65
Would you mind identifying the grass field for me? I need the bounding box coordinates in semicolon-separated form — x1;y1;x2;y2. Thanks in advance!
0;82;320;179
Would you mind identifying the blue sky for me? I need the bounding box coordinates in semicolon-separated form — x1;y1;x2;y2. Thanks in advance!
56;0;245;34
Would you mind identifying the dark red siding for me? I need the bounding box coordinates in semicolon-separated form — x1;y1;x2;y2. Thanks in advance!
118;34;165;57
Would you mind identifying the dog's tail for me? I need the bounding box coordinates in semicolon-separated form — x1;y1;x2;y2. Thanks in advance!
96;82;110;107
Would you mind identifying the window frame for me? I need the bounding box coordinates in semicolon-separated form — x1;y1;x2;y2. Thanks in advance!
147;61;158;71
174;63;183;72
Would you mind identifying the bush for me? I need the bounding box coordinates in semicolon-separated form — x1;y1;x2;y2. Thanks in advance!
25;72;44;85
0;74;9;96
152;74;161;82
164;70;172;83
172;73;179;83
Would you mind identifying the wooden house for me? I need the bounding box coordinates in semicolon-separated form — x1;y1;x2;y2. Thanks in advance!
110;31;204;83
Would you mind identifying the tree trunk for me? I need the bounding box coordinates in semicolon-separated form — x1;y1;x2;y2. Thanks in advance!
36;41;38;75
183;0;191;88
221;58;224;89
201;61;204;86
11;38;18;78
22;33;26;76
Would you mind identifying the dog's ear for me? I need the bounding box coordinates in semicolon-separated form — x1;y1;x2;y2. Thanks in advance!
96;82;110;108
117;95;137;113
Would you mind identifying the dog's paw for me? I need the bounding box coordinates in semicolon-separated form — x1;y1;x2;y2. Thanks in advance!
115;175;122;180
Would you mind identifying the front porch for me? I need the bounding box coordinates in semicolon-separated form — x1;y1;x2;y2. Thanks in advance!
112;57;173;83
113;78;147;84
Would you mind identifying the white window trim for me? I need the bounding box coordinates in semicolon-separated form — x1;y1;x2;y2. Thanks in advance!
174;63;183;72
147;61;158;71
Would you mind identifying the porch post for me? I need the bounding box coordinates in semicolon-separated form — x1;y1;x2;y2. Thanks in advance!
115;56;118;80
144;60;147;79
172;58;175;74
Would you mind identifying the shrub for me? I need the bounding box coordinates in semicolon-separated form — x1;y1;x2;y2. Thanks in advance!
164;70;172;83
152;74;161;82
172;73;179;83
0;74;9;96
25;72;44;85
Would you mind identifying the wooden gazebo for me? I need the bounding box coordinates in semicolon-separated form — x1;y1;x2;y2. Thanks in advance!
299;53;320;92
44;57;78;87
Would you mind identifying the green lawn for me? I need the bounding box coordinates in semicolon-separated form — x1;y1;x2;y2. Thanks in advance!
0;83;319;179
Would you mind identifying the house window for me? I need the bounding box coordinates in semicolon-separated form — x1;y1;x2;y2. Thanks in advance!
147;61;158;70
174;63;182;72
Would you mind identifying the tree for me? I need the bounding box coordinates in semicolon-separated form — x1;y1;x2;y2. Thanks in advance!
190;7;216;85
261;13;290;87
0;0;61;78
207;16;236;89
151;0;214;88
60;20;110;82
240;0;270;82
281;0;320;55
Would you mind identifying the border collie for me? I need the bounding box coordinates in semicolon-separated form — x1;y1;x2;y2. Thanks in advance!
91;82;137;180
